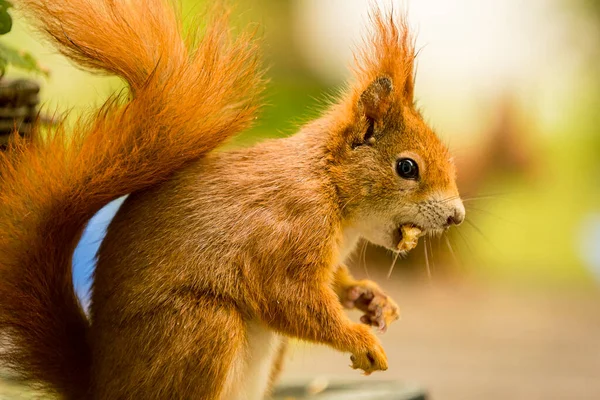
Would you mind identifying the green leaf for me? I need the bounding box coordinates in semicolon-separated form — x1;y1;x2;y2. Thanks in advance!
0;42;49;77
0;10;11;35
0;0;12;35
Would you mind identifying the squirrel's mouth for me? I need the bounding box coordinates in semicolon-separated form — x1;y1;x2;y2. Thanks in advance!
394;224;425;253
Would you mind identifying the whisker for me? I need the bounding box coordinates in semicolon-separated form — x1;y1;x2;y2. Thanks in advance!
361;240;370;279
423;236;431;279
444;235;461;268
466;205;521;226
439;192;515;205
427;234;436;273
461;191;522;202
454;226;476;257
462;196;500;202
439;195;461;204
465;219;502;255
387;251;401;279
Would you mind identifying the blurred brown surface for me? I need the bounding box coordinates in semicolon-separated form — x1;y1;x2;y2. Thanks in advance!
1;275;598;399
281;275;600;400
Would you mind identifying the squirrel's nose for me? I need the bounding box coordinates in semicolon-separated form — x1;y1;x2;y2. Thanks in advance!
446;200;465;226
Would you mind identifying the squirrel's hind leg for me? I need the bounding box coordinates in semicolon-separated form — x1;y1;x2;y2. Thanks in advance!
89;294;245;400
266;337;289;395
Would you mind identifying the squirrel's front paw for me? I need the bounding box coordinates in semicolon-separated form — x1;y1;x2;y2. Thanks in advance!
349;325;388;375
342;280;400;332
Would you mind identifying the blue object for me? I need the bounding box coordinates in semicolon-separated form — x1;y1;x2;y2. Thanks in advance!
72;196;126;308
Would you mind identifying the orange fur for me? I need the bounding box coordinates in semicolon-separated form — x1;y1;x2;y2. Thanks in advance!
0;2;464;399
0;0;263;398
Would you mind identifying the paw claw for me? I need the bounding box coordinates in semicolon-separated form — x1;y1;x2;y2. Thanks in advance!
349;333;388;374
343;281;400;333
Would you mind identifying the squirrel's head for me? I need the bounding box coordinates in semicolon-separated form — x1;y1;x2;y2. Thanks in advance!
323;10;465;251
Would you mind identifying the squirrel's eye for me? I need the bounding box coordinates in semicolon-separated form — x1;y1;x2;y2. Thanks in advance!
396;158;419;180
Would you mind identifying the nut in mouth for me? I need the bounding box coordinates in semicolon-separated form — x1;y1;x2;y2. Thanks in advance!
396;224;424;252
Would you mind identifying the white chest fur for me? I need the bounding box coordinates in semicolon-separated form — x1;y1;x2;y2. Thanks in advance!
222;229;361;399
222;320;282;400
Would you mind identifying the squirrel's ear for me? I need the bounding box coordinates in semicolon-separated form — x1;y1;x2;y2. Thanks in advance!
359;76;394;120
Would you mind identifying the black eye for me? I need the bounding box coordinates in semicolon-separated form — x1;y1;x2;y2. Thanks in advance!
396;158;419;180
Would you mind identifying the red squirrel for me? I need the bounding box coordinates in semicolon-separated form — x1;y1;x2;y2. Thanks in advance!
0;0;465;399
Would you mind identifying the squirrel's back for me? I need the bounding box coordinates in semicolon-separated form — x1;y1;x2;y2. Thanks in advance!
93;133;337;308
0;0;264;398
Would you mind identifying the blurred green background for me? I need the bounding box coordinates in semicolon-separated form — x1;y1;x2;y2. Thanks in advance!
10;0;594;287
2;0;600;399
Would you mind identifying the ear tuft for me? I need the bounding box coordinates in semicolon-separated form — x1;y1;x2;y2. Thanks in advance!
359;76;393;119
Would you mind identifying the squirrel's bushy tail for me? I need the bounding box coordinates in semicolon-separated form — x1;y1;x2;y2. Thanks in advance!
0;0;263;398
